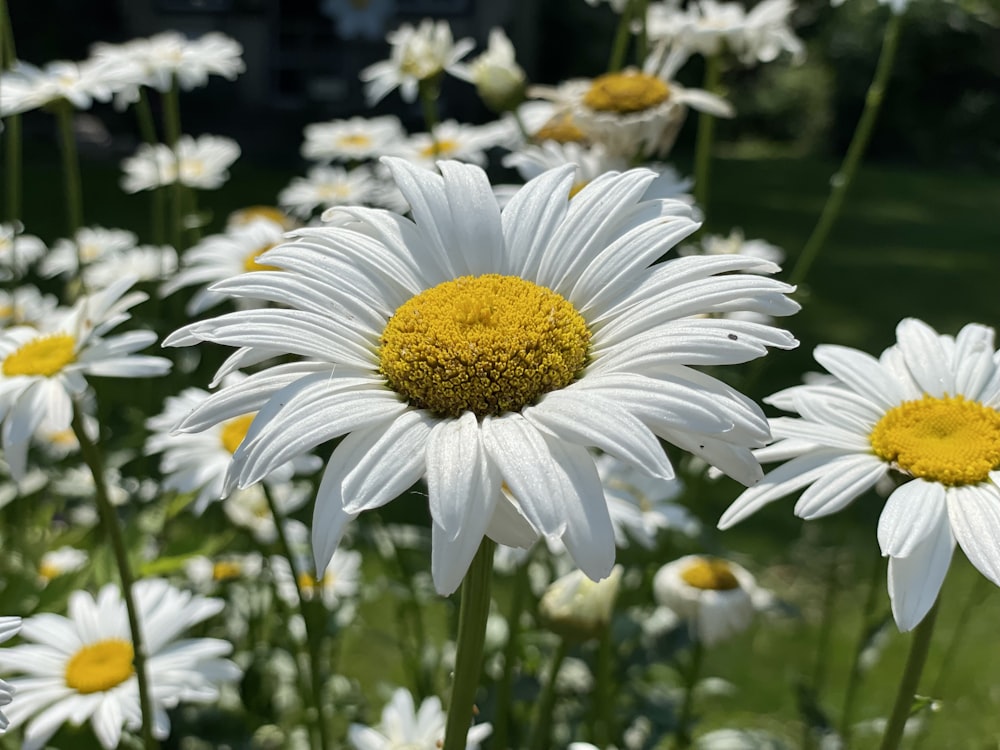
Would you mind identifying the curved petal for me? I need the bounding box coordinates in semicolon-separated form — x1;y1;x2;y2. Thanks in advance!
813;345;902;410
877;479;947;558
312;458;361;575
895;318;953;397
947;483;1000;586
793;454;887;520
887;517;954;632
500;165;576;279
438;160;505;275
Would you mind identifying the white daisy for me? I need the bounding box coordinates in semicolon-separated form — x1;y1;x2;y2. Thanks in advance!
451;27;527;112
301;115;406;163
38;546;89;583
165;158;798;594
683;227;785;266
0;579;241;750
538;565;624;640
0;277;171;479
278;164;382;219
120;135;240;193
0;617;20;731
0;223;46;280
226;205;298;230
348;686;491;750
360;19;475;105
0;286;58;327
84;244;178;288
0;59;112;116
653;555;764;646
39;226;139;279
145;375;321;513
390;119;514;170
270;546;362;610
184;552;264;592
222;483;312;545
720;318;1000;631
160;217;288;315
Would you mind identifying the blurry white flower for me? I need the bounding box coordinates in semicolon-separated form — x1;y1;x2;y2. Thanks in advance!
686;228;785;265
120;135;240;192
360;19;475;105
0;617;20;731
0;59;112;116
453;27;526;112
279;164;382;219
0;285;58;327
223;483;312;545
40;226;139;279
695;728;791;749
0;580;240;750
0;223;45;280
390;119;512;169
84;244;178;288
301;115;406;163
653;555;766;645
271;547;362;610
184;552;264;591
539;565;624;640
348;687;491;750
831;0;908;14
38;546;88;583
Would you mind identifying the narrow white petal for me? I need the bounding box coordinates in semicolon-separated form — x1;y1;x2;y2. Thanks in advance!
952;323;997;400
887;517;954;632
878;479;947;557
312;459;361;575
947;483;1000;586
501;165;576;278
793;454;887;519
769;417;871;452
438;161;505;275
813;345;902;409
895;318;953;397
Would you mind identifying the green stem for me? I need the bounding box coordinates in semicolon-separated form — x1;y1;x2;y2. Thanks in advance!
692;55;723;214
443;538;496;750
878;598;940;750
673;638;705;750
788;11;903;288
3;113;22;256
71;405;158;750
262;484;331;750
528;638;570;750
634;0;650;70
592;625;615;747
492;559;531;750
54;99;84;238
811;548;841;699
160;80;187;252
418;76;442;147
607;0;636;73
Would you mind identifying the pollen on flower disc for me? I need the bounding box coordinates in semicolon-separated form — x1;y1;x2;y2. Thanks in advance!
220;414;255;454
64;639;135;694
583;72;670;114
379;274;591;418
870;394;1000;485
2;334;76;377
680;557;741;591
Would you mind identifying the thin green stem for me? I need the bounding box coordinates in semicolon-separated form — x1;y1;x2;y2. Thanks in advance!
443;538;496;750
607;0;636;73
492;560;531;750
262;484;331;750
634;0;650;65
878;598;940;750
528;638;570;750
160;80;188;252
673;638;705;750
3;113;22;254
55;100;84;238
811;549;842;698
789;11;903;288
592;624;615;747
418;76;442;143
71;404;158;750
692;55;723;214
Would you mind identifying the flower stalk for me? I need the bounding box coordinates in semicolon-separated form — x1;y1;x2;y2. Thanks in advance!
692;54;723;213
528;637;570;750
673;636;705;750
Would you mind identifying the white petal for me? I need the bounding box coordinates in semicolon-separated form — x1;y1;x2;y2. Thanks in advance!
877;479;947;557
813;344;902;409
895;318;953;397
438;160;505;275
887;516;954;632
947;483;1000;586
501;165;576;279
312;459;361;575
792;454;886;519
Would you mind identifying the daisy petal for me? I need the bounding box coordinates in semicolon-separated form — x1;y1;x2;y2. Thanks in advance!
947;483;1000;586
887;517;954;632
878;479;947;558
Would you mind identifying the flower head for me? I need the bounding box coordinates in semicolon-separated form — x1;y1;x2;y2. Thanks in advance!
166;158;797;595
301;115;406;163
453;27;527;112
0;580;240;750
720;318;1000;630
120;135;240;193
0;223;46;280
539;565;624;641
348;687;491;750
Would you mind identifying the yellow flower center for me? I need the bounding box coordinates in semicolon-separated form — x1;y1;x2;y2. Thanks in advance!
568;181;589;199
212;560;243;581
2;333;77;377
870;395;1000;485
534;114;588;144
243;243;281;273
64;639;135;694
583;72;671;114
379;274;591;418
337;134;372;148
229;206;289;227
680;557;740;591
419;139;459;159
220;414;255;454
38;561;62;581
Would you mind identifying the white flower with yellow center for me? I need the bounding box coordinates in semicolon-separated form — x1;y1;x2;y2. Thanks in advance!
0;277;170;480
37;546;89;583
145;376;321;513
0;617;20;731
39;226;139;279
360;19;475;105
160;218;289;315
120;135;240;193
84;244;178;288
279;164;381;219
653;555;762;646
391;119;515;170
0;59;112;116
0;579;240;750
223;483;312;545
0;285;58;327
165;158;797;594
0;223;46;280
348;687;491;750
301;115;405;163
684;227;785;266
720;318;1000;631
270;547;362;610
184;552;264;592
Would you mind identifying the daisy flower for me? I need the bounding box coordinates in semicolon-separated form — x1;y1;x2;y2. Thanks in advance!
539;565;624;641
0;59;111;116
0;617;20;731
390;119;517;170
0;223;46;280
0;277;171;479
653;555;767;645
165;158;798;595
160;217;288;314
719;318;1000;630
348;687;491;750
37;546;89;583
301;115;406;163
278;164;382;219
270;546;362;610
451;27;527;112
360;19;475;105
39;226;139;279
0;286;58;328
223;483;312;545
184;552;264;592
120;135;240;193
84;244;178;288
682;227;785;266
0;579;241;750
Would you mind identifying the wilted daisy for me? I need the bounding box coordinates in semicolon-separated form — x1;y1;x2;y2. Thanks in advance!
0;617;19;731
0;223;46;280
120;134;240;193
145;376;320;512
360;19;475;105
348;686;491;750
0;579;240;750
37;546;89;583
653;555;766;645
720;318;1000;631
39;226;139;279
278;164;382;219
301;115;406;163
452;27;527;112
160;217;288;314
166;158;797;594
0;277;171;479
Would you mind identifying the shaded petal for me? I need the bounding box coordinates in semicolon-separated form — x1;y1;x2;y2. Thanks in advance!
887;516;954;632
500;165;576;279
793;453;887;519
878;479;947;557
814;345;902;409
947;483;1000;586
895;318;953;397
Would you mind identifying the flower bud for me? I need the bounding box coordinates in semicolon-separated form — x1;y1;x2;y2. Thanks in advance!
539;565;623;641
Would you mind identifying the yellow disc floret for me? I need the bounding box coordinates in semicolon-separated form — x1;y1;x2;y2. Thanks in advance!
64;639;135;694
534;114;588;144
212;560;243;581
220;414;255;454
2;333;76;377
243;243;281;272
379;274;591;418
680;557;741;591
870;394;1000;485
583;71;671;114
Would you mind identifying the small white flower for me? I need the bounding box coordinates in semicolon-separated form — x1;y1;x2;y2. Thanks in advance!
37;547;88;583
120;135;240;193
390;119;515;169
0;285;58;327
279;164;382;219
0;59;112;116
270;547;362;610
223;483;312;545
84;244;178;288
301;115;406;163
184;552;264;591
40;226;139;279
360;19;475;105
348;687;491;750
539;565;624;640
0;580;241;750
0;223;45;280
453;27;527;112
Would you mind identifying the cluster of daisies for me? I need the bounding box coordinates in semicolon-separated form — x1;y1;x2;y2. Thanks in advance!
0;0;995;748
